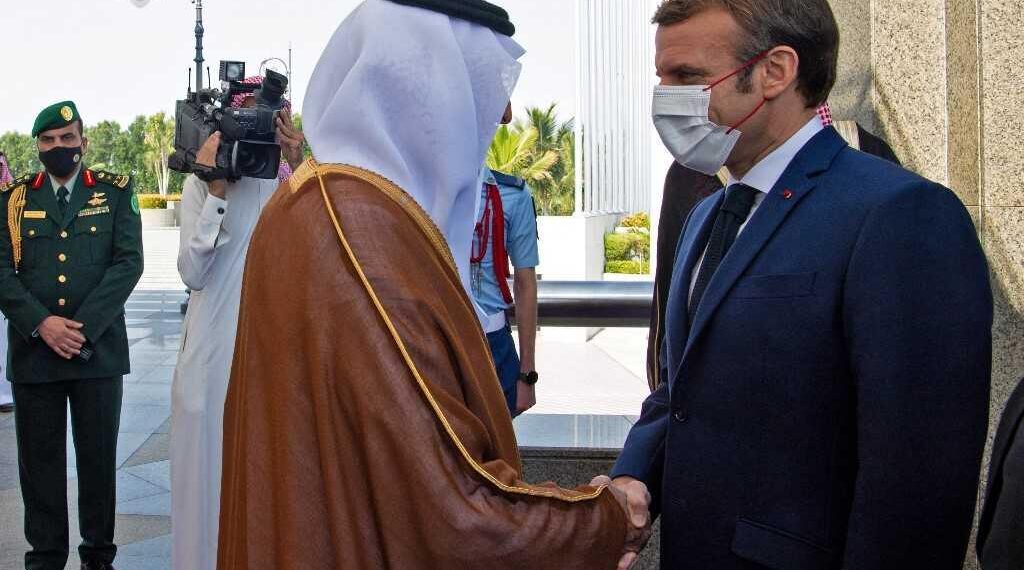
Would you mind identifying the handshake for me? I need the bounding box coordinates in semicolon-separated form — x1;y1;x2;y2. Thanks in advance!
591;475;654;570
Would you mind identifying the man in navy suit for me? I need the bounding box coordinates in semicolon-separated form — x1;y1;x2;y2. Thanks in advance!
611;1;993;568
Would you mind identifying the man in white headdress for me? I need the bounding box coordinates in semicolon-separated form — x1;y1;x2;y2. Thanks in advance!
216;1;651;569
170;78;304;570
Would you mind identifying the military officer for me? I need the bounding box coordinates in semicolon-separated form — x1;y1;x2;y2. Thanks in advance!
0;101;144;570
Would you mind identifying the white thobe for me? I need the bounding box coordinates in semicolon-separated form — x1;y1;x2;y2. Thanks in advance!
170;174;278;570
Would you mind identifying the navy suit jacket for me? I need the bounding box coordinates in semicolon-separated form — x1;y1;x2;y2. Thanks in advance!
612;127;992;570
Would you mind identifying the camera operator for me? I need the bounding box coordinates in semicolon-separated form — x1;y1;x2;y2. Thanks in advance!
170;77;304;570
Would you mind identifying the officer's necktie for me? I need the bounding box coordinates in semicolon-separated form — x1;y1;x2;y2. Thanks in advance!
56;186;69;219
688;183;760;323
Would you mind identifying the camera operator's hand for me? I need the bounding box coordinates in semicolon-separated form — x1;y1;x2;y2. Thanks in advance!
276;109;306;171
196;131;221;168
196;132;227;199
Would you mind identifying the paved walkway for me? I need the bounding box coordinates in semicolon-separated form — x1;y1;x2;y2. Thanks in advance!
0;228;652;569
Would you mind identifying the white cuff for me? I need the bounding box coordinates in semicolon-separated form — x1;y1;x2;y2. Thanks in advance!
200;194;228;221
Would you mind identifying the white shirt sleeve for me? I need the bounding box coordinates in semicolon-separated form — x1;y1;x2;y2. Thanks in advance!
177;175;229;291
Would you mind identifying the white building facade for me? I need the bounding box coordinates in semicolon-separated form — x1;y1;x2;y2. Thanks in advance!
538;0;669;283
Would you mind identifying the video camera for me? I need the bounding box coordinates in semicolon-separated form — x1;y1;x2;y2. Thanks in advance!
168;61;289;181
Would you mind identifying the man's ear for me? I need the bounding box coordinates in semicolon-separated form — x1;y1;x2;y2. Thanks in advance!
760;46;800;101
81;137;89;155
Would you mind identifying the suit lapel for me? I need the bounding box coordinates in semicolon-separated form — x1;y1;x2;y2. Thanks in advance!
664;191;721;376
679;127;849;366
63;169;91;228
26;176;63;225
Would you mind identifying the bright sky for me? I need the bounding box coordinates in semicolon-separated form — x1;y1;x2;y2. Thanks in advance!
0;0;577;135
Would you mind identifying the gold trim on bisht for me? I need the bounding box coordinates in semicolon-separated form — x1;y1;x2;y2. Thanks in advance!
302;160;606;503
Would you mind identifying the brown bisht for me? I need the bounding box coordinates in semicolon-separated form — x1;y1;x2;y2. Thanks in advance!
217;161;628;569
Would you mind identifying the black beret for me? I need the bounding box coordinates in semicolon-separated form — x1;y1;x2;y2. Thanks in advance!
387;0;515;36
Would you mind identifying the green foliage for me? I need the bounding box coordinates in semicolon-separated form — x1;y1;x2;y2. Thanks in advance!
137;195;168;209
487;104;576;216
620;212;651;229
604;260;650;274
0;131;40;176
604;232;650;262
143;113;175;195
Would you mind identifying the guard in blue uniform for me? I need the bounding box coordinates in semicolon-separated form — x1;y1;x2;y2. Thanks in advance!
470;158;540;417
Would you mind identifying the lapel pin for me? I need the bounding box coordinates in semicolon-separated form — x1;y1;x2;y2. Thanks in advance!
782;189;794;200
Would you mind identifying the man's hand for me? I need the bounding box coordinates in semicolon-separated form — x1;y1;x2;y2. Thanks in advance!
591;475;653;570
196;131;221;169
196;132;228;199
276;109;306;171
38;316;86;360
515;380;536;415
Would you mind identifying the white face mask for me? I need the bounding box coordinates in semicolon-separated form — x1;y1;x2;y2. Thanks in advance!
652;85;741;176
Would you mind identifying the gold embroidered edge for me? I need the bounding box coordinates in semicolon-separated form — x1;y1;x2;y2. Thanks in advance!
312;165;607;504
292;160;457;273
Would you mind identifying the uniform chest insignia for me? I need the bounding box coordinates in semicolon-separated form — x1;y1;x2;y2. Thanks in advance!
23;211;46;219
87;192;107;207
79;205;111;217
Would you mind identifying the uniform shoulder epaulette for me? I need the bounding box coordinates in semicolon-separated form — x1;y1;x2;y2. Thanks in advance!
1;173;34;193
92;169;133;190
492;170;525;190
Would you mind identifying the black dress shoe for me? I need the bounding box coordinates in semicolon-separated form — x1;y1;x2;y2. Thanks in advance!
81;563;115;570
0;403;13;413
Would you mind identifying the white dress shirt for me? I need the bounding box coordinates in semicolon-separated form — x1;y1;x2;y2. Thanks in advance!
688;115;824;301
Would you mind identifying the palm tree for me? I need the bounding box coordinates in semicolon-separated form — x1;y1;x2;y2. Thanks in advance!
143;113;175;196
486;125;559;188
487;104;579;215
515;104;561;153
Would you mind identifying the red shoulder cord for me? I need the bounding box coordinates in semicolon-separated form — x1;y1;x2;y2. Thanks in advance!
472;183;514;305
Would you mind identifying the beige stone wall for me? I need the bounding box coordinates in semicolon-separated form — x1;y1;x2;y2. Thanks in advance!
978;6;1024;567
827;0;1024;567
829;0;875;130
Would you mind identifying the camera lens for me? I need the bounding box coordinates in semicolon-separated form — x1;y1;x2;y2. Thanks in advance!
256;69;288;109
236;145;266;173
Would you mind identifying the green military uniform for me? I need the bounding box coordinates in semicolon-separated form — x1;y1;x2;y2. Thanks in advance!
0;101;143;570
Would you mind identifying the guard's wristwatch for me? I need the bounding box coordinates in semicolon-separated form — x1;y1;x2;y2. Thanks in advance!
518;371;539;386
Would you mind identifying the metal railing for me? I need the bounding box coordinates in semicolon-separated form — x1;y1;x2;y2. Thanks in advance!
520;280;653;328
184;281;656;328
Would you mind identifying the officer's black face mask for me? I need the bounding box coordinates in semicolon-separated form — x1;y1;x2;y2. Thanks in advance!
39;146;82;178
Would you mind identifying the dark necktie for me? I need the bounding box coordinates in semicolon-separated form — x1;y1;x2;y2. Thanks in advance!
57;186;69;219
688;183;760;322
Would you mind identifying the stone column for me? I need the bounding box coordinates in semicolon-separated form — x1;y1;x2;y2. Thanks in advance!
828;0;876;130
978;0;1024;541
867;0;1024;567
871;0;950;185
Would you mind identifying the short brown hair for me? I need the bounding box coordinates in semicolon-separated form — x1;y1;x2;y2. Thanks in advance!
653;0;839;106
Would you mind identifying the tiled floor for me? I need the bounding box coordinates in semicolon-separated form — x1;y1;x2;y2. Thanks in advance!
0;228;652;569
